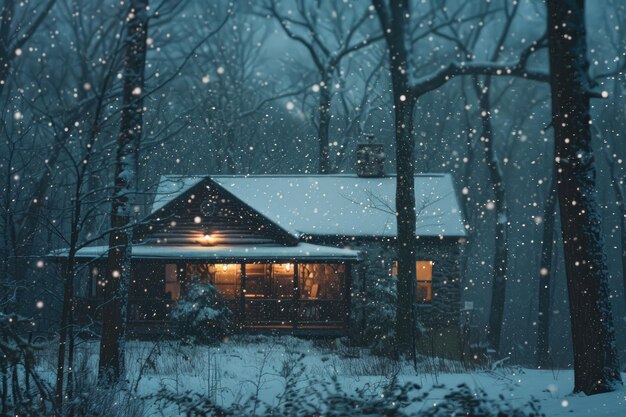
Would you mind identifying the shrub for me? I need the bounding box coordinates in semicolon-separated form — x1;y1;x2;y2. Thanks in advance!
170;276;231;344
153;378;543;417
0;313;53;417
352;264;423;355
420;383;543;417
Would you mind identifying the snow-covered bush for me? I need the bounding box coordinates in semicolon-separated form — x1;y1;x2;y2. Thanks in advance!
170;276;232;344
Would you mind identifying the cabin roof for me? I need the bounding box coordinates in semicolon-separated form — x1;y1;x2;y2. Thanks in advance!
151;174;466;238
49;242;361;262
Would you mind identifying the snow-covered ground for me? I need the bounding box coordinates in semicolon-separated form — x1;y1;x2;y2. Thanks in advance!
39;336;626;416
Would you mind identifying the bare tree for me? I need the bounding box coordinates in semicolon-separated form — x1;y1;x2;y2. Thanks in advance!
371;0;419;353
0;0;56;97
536;168;557;368
265;0;383;173
592;0;626;311
51;25;125;413
97;0;231;384
191;9;295;174
428;0;550;353
371;0;548;353
603;144;626;305
332;47;388;172
547;0;621;395
0;0;59;312
98;0;150;385
468;2;526;353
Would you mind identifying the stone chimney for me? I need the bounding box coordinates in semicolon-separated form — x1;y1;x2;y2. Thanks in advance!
356;134;385;177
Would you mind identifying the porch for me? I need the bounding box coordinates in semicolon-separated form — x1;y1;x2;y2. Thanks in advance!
65;243;360;335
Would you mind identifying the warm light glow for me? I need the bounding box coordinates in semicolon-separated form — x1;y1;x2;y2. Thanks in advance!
213;263;235;274
202;233;216;244
416;261;433;303
283;263;292;272
391;260;433;303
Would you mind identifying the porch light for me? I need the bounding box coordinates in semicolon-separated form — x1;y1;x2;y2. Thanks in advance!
203;233;216;244
222;264;229;272
283;263;292;272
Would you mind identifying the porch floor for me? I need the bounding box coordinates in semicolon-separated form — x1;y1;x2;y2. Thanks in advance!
124;322;347;339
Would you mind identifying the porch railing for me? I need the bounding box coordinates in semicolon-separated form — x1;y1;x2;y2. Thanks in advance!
241;298;347;326
75;297;348;329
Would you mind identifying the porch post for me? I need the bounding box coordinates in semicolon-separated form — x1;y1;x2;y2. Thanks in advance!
239;263;246;329
345;262;352;328
293;262;299;329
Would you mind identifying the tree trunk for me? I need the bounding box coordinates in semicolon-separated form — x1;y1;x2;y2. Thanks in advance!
55;146;96;413
394;95;418;353
98;0;148;385
54;253;76;413
1;350;7;417
1;145;16;307
608;82;626;307
475;79;509;353
318;73;332;174
373;0;418;354
547;0;621;394
0;1;14;100
459;76;476;249
603;147;626;307
11;141;63;309
536;169;557;368
619;197;626;307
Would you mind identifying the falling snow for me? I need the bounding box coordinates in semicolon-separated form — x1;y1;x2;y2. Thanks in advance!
1;0;625;416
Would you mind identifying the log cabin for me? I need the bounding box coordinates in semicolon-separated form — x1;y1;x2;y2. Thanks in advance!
50;143;466;348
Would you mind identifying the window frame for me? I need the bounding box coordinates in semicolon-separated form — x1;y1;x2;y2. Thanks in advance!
391;260;433;304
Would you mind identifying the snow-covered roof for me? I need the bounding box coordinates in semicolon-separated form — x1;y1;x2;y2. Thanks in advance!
151;174;466;238
151;176;204;214
49;243;361;262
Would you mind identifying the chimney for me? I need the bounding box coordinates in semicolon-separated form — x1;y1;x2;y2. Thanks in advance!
356;134;385;177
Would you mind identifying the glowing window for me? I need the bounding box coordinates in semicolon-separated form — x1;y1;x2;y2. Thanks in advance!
212;264;240;299
415;261;433;303
164;264;180;300
271;263;294;299
183;264;240;299
392;260;433;303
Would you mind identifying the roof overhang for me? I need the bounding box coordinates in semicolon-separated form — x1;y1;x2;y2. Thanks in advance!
48;243;361;263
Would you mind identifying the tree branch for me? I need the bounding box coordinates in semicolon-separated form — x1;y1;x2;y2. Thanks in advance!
411;34;549;96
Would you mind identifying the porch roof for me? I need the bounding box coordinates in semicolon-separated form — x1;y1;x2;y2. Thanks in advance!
49;243;361;262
